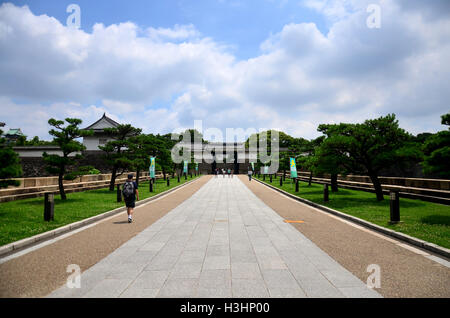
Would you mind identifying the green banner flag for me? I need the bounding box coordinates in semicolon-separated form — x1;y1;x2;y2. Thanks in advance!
183;160;188;174
195;163;199;172
149;157;156;178
290;157;298;178
251;162;254;171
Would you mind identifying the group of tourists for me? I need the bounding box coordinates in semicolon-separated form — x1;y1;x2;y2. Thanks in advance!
214;168;234;178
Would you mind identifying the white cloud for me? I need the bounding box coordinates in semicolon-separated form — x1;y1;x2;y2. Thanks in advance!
0;1;449;142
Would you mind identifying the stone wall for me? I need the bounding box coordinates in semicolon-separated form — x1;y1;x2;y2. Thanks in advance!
19;151;114;177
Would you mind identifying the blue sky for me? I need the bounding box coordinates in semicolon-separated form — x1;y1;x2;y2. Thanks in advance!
1;0;449;141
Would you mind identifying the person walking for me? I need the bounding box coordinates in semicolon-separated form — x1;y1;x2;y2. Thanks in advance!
227;168;231;178
248;167;253;181
122;173;139;223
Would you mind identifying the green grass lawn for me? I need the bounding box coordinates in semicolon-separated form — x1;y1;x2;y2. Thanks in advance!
0;175;201;247
255;175;450;249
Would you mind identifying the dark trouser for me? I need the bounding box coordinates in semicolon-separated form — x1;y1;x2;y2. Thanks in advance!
248;175;252;181
125;200;135;208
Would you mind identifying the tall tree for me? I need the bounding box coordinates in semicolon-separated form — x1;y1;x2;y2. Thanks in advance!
297;136;325;186
422;113;450;178
42;118;93;200
0;129;22;188
99;124;142;191
127;134;173;187
318;114;416;201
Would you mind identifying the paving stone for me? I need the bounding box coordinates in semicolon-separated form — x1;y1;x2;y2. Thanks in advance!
82;278;133;298
338;286;382;298
231;262;262;280
261;269;303;290
199;269;232;289
119;288;160;298
49;177;381;298
157;278;199;298
232;279;269;298
127;271;170;290
203;255;231;270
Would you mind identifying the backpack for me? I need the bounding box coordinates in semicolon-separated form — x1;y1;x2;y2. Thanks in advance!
122;181;135;200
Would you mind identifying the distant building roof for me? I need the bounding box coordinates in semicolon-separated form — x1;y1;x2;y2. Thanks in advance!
5;128;25;137
83;113;120;131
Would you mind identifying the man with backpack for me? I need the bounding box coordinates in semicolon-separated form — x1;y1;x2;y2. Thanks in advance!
122;174;139;223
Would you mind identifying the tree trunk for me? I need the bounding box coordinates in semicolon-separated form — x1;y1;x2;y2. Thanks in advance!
308;171;313;186
109;166;117;191
136;168;140;188
369;172;384;201
58;170;66;200
331;174;338;192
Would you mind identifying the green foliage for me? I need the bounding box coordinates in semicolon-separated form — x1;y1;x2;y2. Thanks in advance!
0;129;22;188
43;118;93;199
317;114;416;173
63;166;100;180
99;124;142;190
316;114;419;200
25;136;56;146
127;133;174;174
422;113;450;178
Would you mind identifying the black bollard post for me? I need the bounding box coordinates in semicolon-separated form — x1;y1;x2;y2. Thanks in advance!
270;175;273;183
167;178;170;187
185;173;187;180
389;191;400;224
263;174;266;181
150;180;154;193
324;184;329;202
117;184;122;202
177;174;180;183
44;193;54;221
295;179;299;192
280;177;283;187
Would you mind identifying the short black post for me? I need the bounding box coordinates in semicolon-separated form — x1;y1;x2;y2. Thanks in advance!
149;180;154;193
190;172;192;178
177;174;180;183
44;193;54;221
116;184;122;202
280;177;283;187
263;174;266;181
185;173;187;180
295;179;299;192
324;184;329;202
389;191;400;224
270;175;273;183
167;178;170;187
274;174;277;179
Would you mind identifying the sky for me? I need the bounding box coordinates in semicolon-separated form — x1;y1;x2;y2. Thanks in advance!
0;0;449;141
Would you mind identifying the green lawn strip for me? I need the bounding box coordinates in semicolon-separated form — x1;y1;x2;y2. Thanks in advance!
255;176;450;249
0;175;201;247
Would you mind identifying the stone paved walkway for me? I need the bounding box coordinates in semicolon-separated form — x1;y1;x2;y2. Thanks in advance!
49;176;381;298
